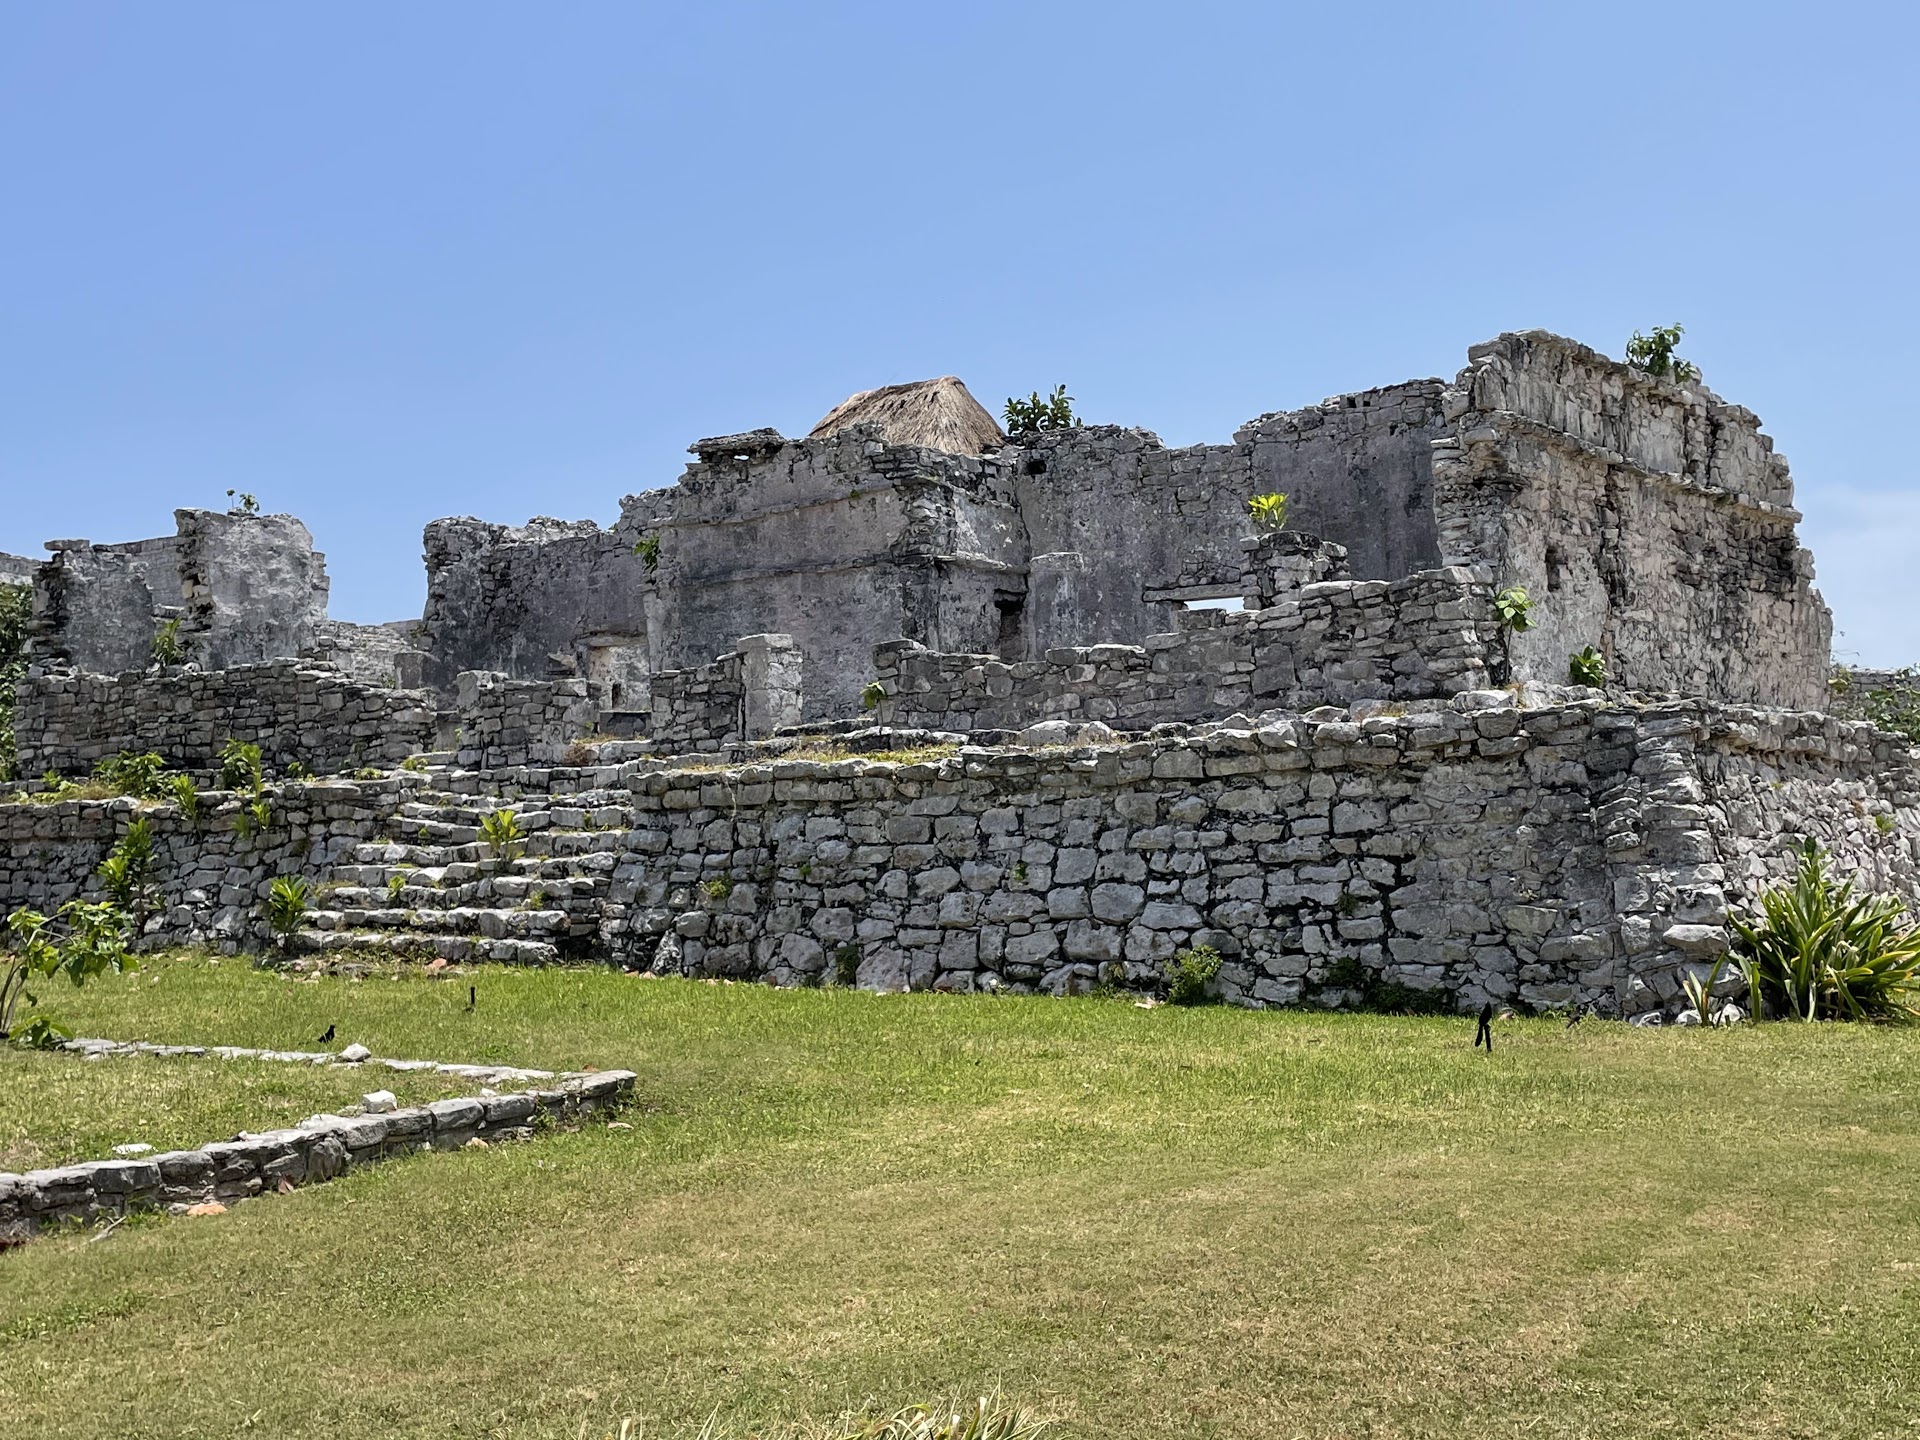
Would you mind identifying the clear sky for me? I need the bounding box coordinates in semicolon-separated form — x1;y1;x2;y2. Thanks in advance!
2;2;1914;664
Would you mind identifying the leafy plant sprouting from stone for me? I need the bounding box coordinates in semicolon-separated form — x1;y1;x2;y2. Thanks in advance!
225;488;260;515
265;875;311;953
861;680;886;711
1;900;135;1048
631;532;662;572
1246;492;1289;532
1731;840;1920;1023
1624;323;1699;384
219;738;264;793
170;773;201;827
1830;664;1920;745
94;749;169;800
150;617;188;667
387;872;408;904
233;795;273;843
1003;385;1077;437
702;876;734;902
479;807;525;862
402;754;430;773
1165;944;1223;1006
1568;645;1606;688
96;817;157;927
1490;584;1533;685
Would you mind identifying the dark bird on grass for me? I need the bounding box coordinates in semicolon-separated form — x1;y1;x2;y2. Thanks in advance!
1473;1002;1494;1053
1566;1006;1584;1030
464;985;477;1013
317;1023;335;1045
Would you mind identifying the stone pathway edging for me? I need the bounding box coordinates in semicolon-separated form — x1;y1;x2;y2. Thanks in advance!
59;1035;560;1088
0;1065;635;1246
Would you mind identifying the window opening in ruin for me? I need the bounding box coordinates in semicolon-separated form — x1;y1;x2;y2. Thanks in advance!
1180;595;1245;613
1545;545;1565;593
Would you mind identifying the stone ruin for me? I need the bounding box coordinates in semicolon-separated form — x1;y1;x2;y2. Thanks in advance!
1;329;1911;1018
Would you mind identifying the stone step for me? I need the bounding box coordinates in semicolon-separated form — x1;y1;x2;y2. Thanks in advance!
303;906;574;938
323;876;606;910
291;929;561;966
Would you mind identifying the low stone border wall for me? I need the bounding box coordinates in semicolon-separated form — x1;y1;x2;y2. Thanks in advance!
59;1036;561;1088
0;1066;635;1245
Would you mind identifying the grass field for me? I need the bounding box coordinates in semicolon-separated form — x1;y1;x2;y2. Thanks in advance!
3;953;1919;1438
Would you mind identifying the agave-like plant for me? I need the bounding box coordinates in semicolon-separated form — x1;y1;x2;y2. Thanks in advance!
265;875;311;951
480;807;525;863
1246;492;1289;531
1731;840;1920;1023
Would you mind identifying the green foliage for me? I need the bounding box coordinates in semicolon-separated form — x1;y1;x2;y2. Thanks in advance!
96;817;157;916
1678;950;1737;1025
285;759;311;781
632;532;662;571
0;581;32;783
861;680;886;711
1830;664;1920;744
1003;385;1077;436
479;808;525;862
150;617;187;667
352;766;383;781
93;750;168;799
1492;586;1534;633
1732;840;1920;1023
1166;944;1223;1006
169;773;201;827
233;796;272;843
834;942;861;986
225;489;260;515
387;873;408;903
1;899;135;1041
219;738;264;793
1246;492;1289;531
401;755;430;774
702;876;734;902
1568;645;1607;687
1624;323;1699;383
265;875;311;948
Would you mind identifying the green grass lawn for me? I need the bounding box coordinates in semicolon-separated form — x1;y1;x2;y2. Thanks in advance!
3;953;1919;1439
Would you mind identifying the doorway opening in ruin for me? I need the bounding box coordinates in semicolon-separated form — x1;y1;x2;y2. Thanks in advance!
579;636;652;716
994;590;1026;660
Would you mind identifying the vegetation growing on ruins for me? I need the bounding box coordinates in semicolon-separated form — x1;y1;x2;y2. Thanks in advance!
264;876;311;954
148;617;187;668
1002;385;1076;436
0;581;27;783
1624;322;1700;383
632;531;662;571
1245;492;1288;531
1164;943;1222;1005
479;807;525;862
7;955;1920;1436
0;900;134;1047
861;680;886;710
1733;840;1920;1023
1567;644;1606;687
223;488;260;515
1830;664;1920;743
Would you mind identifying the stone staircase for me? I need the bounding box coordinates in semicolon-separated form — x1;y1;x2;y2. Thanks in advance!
295;766;637;965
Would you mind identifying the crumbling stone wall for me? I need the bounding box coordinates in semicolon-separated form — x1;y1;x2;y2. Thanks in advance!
451;671;596;770
15;662;435;777
312;619;424;688
1432;332;1830;708
29;537;180;674
0;553;34;587
870;567;1498;732
648;634;803;752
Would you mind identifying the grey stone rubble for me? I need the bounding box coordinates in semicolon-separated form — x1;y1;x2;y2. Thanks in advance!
59;1036;563;1087
0;1067;634;1244
1;327;1912;1020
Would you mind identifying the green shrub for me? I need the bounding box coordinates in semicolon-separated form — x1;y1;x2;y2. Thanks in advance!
150;617;187;667
219;739;263;793
401;755;430;774
1568;645;1606;687
1732;840;1920;1023
169;773;201;827
1246;492;1289;531
1166;944;1222;1005
702;876;734;902
225;489;260;515
233;796;272;843
1492;585;1534;632
93;750;169;799
1003;385;1077;436
1624;323;1699;383
95;818;156;917
265;875;311;951
1321;954;1457;1015
632;532;662;571
386;872;408;904
861;680;886;711
479;808;525;862
1830;664;1920;744
1;900;136;1044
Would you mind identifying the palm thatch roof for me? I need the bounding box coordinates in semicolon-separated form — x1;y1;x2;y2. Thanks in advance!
808;376;1006;455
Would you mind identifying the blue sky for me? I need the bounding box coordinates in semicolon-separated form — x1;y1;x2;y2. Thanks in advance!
2;2;1914;663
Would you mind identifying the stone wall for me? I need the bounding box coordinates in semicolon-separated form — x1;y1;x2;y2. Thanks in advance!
29;537;180;675
869;567;1498;732
451;671;597;770
313;618;425;688
0;553;34;587
14;662;435;777
649;634;803;752
1432;332;1831;708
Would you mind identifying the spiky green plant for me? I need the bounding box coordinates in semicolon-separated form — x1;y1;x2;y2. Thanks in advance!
219;738;263;793
95;817;156;917
170;772;201;826
265;875;311;951
1731;840;1920;1023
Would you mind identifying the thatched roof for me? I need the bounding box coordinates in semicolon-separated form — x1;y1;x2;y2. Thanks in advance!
808;376;1006;455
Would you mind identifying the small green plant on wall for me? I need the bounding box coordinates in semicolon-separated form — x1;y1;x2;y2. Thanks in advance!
225;489;260;515
861;680;886;711
265;875;311;955
1568;645;1606;687
1624;323;1699;383
632;532;662;571
1166;944;1223;1006
1003;385;1076;436
150;617;187;667
479;808;525;863
1490;585;1533;685
1246;493;1289;531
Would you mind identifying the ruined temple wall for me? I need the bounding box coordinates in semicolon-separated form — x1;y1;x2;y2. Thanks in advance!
648;635;802;752
312;619;424;689
419;518;653;692
15;662;435;776
0;552;35;587
451;672;597;770
870;569;1498;732
175;510;330;670
1433;332;1830;708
